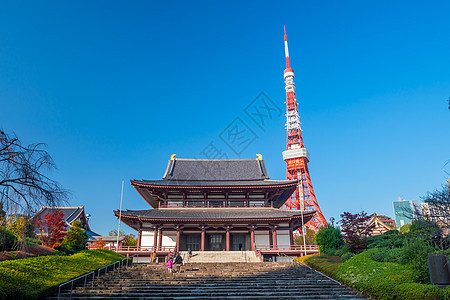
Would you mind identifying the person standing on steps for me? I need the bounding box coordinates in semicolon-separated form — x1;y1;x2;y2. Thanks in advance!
167;250;175;263
174;252;183;273
167;256;173;273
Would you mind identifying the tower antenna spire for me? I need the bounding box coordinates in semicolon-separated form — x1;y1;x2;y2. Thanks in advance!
281;26;327;232
284;26;290;69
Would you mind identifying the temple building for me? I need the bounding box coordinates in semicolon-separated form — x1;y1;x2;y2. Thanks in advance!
115;155;316;260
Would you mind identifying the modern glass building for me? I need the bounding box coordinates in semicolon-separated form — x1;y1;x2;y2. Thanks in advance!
393;198;419;227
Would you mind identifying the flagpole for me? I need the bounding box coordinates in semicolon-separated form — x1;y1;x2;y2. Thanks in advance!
116;181;124;252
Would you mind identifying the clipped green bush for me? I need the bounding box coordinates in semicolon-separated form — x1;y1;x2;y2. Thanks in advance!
340;252;354;262
394;283;442;300
0;249;124;299
400;239;434;283
314;225;344;255
336;250;416;300
296;254;341;278
0;228;18;251
25;237;43;246
335;244;351;257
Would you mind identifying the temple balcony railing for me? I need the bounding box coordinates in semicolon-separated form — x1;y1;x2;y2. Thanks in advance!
88;245;177;252
256;245;319;252
158;203;271;208
89;244;318;253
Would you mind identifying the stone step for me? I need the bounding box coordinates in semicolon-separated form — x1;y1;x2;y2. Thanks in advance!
47;262;366;300
58;291;362;297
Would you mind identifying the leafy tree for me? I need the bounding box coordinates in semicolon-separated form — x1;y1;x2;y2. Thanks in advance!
108;229;125;237
340;211;374;253
124;233;137;246
35;210;66;247
61;221;88;252
109;229;137;246
314;225;344;255
294;228;316;245
0;130;69;213
92;238;106;249
5;215;35;240
0;227;18;251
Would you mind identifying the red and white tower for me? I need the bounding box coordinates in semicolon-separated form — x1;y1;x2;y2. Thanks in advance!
281;27;327;231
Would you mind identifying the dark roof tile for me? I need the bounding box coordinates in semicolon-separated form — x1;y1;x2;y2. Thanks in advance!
118;207;315;220
162;159;269;181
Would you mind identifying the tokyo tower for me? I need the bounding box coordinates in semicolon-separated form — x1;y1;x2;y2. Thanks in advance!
281;27;327;231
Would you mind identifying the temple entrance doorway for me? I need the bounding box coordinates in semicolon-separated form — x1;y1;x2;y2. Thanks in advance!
232;234;246;251
186;234;200;251
209;234;223;251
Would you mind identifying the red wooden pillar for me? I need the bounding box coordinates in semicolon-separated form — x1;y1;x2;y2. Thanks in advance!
272;225;278;250
268;227;273;249
176;225;180;251
250;225;255;251
200;225;205;251
226;225;230;251
137;229;142;251
153;225;158;251
158;228;163;251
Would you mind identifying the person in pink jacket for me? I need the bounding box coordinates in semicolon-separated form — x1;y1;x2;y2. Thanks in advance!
167;257;173;273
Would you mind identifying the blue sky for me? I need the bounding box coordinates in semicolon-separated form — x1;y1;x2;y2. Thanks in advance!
0;1;449;235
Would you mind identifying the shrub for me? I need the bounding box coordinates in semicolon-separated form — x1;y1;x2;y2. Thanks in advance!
297;254;341;278
367;230;405;249
335;244;351;257
25;237;43;246
400;223;411;233
340;252;354;262
61;221;88;252
368;247;401;264
314;225;344;255
336;250;415;300
394;283;442;300
54;243;76;255
399;239;434;283
0;228;18;251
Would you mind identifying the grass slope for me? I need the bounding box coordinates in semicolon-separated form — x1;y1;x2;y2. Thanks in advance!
0;249;124;299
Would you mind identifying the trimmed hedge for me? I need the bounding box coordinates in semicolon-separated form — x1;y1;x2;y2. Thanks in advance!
336;250;416;299
296;255;340;278
300;251;447;300
394;283;442;300
0;249;124;299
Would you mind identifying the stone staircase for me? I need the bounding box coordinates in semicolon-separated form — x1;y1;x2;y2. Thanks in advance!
49;262;366;299
181;250;260;263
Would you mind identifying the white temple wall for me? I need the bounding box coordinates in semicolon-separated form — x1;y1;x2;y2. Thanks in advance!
255;231;270;247
141;231;154;247
162;233;177;247
277;229;291;248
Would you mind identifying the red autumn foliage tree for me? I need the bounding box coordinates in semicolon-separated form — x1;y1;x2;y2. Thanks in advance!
35;210;66;247
340;211;374;254
91;238;106;249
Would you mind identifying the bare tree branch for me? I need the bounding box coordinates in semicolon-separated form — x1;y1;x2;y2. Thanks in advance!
0;130;69;214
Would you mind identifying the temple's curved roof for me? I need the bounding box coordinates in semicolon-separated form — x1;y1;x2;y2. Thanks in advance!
162;158;270;181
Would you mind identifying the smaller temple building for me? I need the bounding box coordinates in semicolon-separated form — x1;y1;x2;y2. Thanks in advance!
115;155;316;260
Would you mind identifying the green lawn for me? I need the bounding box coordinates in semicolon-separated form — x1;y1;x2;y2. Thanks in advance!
0;249;124;299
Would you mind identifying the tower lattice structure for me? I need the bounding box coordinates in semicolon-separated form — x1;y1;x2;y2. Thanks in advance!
281;27;327;232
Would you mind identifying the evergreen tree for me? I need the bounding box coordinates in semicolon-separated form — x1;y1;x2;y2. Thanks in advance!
62;221;88;252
